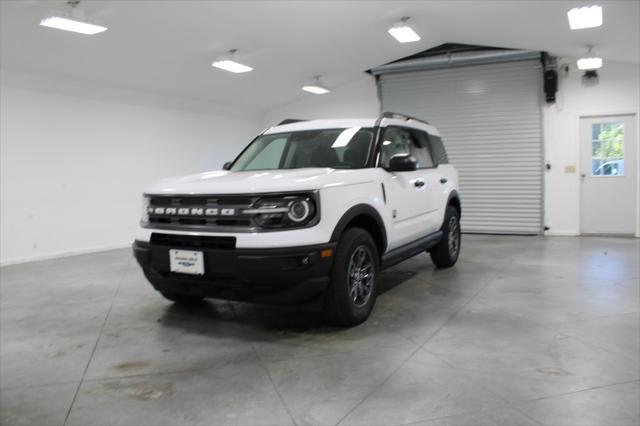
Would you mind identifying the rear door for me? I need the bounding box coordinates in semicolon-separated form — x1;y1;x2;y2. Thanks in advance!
412;129;447;233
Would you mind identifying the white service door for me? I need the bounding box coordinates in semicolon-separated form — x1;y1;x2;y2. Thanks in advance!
580;115;637;235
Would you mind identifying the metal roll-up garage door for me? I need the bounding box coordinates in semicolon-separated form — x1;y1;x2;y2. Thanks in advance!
378;59;544;234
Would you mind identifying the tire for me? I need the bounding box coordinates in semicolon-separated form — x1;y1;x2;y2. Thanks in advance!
323;227;379;326
430;205;461;268
160;291;204;305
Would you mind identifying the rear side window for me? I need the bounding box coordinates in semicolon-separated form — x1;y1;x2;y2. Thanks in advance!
410;130;434;168
428;135;449;164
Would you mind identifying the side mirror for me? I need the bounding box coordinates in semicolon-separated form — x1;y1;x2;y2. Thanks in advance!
386;154;418;172
222;162;232;170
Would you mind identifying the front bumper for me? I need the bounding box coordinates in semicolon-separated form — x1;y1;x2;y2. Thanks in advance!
133;237;336;305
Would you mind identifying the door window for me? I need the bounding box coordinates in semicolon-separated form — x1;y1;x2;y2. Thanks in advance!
380;127;434;168
591;122;624;176
380;127;412;168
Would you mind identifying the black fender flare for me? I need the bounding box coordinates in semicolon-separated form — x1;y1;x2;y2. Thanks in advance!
447;190;461;216
330;204;388;253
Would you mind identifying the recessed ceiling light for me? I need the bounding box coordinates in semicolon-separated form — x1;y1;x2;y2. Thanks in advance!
567;5;602;30
577;46;603;70
388;17;421;43
39;1;107;35
212;49;253;73
302;76;330;95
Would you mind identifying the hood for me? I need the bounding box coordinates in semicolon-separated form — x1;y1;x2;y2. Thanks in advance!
144;168;370;195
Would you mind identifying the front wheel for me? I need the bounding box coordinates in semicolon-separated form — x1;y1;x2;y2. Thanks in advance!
430;205;461;268
323;227;379;326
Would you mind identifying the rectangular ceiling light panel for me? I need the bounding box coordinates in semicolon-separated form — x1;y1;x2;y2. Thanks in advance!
577;57;602;70
388;25;421;43
302;85;330;95
212;60;253;73
567;5;603;30
40;16;107;35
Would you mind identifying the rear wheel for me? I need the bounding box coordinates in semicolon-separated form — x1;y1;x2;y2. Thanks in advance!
323;227;379;326
160;291;204;305
430;205;461;268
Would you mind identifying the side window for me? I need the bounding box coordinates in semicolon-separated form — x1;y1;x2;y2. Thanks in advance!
428;135;449;164
380;127;412;168
380;127;434;169
410;130;434;168
244;137;287;170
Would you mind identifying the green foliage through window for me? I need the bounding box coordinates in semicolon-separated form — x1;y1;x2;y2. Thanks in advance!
591;122;624;176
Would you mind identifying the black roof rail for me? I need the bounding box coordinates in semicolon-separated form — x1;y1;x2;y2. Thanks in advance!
377;111;430;126
277;118;308;125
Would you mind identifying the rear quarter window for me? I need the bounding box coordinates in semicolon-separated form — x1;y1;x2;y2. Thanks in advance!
428;135;449;164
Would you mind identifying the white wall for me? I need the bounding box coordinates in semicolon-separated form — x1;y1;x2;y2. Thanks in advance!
263;63;640;237
2;60;638;265
0;75;260;265
543;60;640;236
262;76;379;127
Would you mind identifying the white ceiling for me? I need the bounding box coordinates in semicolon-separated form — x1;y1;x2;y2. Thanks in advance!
1;0;638;112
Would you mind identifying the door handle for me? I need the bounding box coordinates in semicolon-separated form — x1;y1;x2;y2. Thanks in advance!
414;180;425;188
440;177;448;184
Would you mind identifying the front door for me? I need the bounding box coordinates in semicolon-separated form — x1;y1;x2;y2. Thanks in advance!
379;126;436;248
580;114;637;235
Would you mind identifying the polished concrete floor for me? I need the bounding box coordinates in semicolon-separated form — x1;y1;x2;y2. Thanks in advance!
1;235;639;426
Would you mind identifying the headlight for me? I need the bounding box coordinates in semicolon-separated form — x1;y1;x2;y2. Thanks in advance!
243;195;317;229
141;196;150;224
288;199;311;222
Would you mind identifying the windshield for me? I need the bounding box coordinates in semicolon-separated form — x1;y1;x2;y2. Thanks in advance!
230;127;375;171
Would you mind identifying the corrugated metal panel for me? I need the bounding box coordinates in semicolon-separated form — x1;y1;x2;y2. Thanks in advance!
379;60;543;234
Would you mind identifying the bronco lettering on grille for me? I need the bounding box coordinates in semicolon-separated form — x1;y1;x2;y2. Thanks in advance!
149;207;236;216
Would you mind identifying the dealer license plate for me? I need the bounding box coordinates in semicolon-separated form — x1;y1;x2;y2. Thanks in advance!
169;249;205;275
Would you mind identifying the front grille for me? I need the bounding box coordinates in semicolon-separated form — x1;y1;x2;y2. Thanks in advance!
150;233;236;250
145;192;318;232
147;195;259;231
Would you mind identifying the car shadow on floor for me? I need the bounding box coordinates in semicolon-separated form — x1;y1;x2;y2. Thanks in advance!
155;269;418;336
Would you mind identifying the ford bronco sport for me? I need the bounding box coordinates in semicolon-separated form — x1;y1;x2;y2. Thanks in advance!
133;112;461;325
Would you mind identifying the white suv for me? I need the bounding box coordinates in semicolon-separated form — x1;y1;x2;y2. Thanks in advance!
133;112;461;325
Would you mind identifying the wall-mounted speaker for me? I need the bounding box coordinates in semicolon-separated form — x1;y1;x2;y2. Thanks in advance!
544;70;558;103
